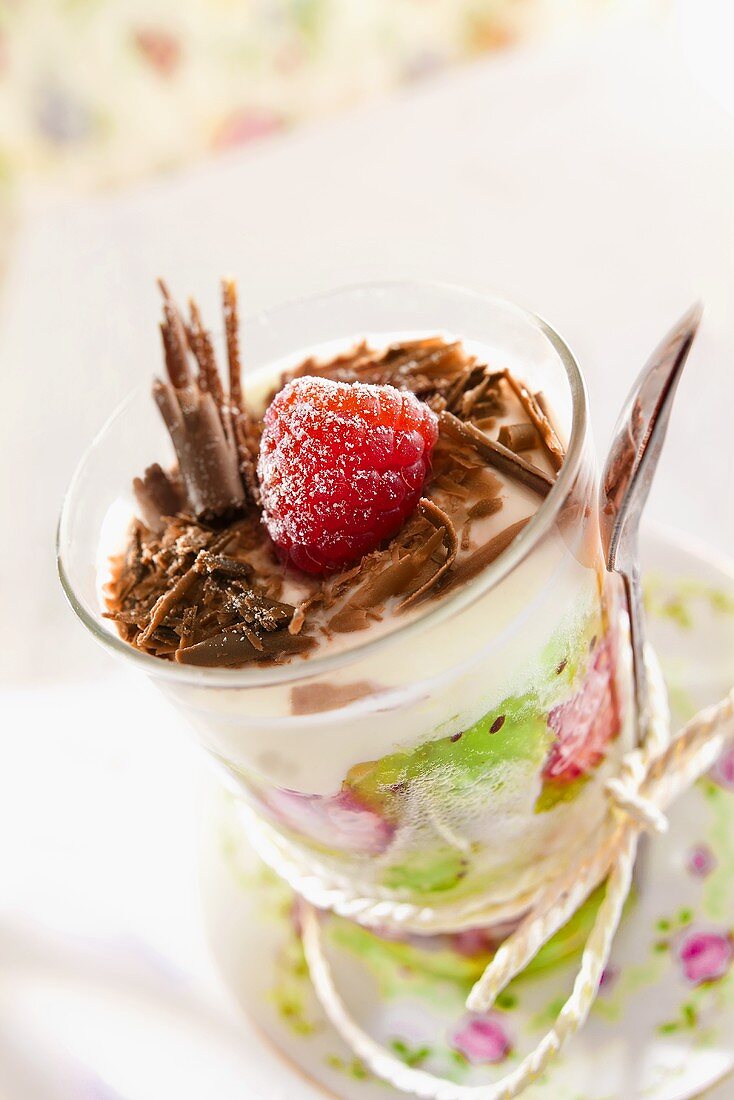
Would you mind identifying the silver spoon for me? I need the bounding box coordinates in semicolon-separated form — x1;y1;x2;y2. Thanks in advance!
599;302;703;745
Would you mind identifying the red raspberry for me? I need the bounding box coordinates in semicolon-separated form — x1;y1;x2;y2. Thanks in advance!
543;635;621;784
257;376;439;574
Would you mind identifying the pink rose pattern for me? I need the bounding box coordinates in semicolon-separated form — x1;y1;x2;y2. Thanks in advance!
711;746;734;790
449;1014;512;1065
687;844;717;878
451;917;520;958
544;634;621;783
265;785;393;856
676;928;734;986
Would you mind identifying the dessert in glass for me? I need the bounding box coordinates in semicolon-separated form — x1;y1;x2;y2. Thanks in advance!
58;280;634;945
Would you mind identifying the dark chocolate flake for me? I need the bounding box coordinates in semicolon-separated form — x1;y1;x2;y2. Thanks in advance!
176;622;314;667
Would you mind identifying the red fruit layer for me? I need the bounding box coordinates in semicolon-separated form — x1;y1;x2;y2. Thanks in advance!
543;634;621;783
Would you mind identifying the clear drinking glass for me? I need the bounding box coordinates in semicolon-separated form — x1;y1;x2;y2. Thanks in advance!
58;282;634;925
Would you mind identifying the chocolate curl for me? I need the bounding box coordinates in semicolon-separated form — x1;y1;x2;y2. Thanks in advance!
154;283;246;519
157;279;191;389
347;523;448;612
459;371;502;419
137;559;200;645
503;371;565;472
133;463;184;534
222;278;243;414
219;279;260;506
152;376;245;519
439;411;554;497
461;496;504;551
498;422;539;453
187;298;226;423
233;410;261;506
397;499;458;610
442;517;531;591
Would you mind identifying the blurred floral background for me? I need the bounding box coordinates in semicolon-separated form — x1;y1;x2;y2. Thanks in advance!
0;1;640;209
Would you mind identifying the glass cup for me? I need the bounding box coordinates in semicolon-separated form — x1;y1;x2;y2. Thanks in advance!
58;281;634;925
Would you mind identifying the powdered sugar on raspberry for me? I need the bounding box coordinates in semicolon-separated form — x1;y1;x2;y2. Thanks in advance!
257;376;438;574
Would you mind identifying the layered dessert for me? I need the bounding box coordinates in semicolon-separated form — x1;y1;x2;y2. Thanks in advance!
103;281;633;914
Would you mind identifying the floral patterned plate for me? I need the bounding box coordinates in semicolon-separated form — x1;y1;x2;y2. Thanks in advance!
200;524;734;1100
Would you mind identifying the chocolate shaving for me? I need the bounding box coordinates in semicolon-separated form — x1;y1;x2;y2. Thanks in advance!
444;366;476;412
327;605;375;633
157;279;192;388
106;513;305;666
186;298;226;423
434;475;470;500
473;416;497;432
462;497;504;551
233;409;261;507
498;423;538;453
176;624;314;667
288;604;307;636
439;411;554;497
442;517;531;591
348;523;446;612
133;463;184;535
194;551;253;580
179;606;197;649
137;559;200;645
397;499;458;611
502;371;565;472
468;497;504;520
222;278;243;415
212;280;261;507
460;371;505;419
280;336;482;410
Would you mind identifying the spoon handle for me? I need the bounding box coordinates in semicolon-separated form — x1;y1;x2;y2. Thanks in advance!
620;557;649;743
600;303;703;745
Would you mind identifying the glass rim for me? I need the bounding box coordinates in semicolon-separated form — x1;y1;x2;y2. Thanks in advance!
57;278;589;689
